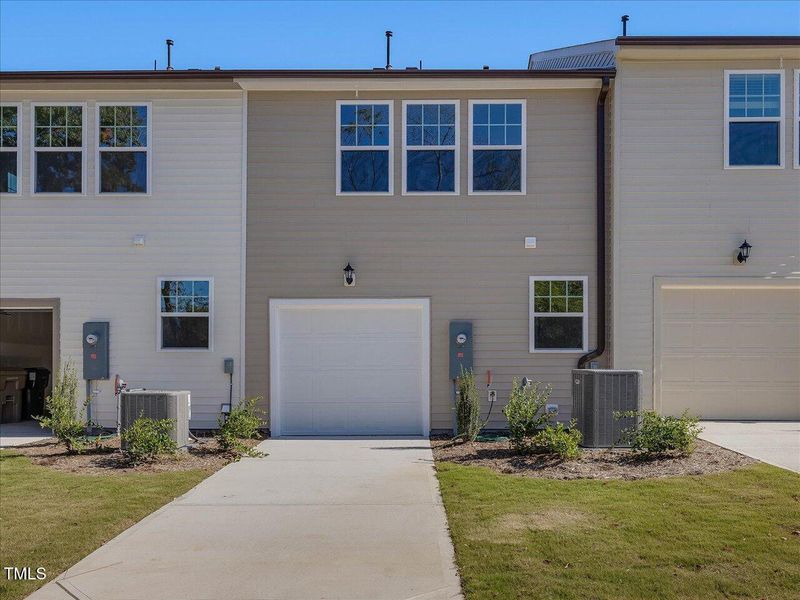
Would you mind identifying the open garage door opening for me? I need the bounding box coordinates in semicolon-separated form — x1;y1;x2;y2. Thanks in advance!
0;307;55;426
269;299;430;436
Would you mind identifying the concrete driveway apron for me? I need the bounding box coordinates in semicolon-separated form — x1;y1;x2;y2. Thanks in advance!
28;437;463;600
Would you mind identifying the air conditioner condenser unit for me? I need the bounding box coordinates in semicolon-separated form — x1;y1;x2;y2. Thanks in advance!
120;390;190;449
572;370;641;448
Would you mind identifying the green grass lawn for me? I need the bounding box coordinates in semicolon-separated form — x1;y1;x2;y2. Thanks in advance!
437;462;800;600
0;450;212;600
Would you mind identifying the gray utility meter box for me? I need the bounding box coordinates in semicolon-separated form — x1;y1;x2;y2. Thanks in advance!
82;321;110;380
449;321;473;379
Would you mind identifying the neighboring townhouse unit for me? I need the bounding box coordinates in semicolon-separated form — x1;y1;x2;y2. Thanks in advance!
241;69;613;435
533;36;800;421
0;73;246;428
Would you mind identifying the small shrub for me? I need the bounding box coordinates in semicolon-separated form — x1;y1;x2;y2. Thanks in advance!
34;361;89;454
216;397;266;460
502;379;554;453
530;421;582;460
617;410;702;455
455;367;482;442
121;415;178;464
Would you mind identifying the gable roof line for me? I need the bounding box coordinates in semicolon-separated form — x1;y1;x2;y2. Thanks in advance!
0;68;615;82
615;36;800;46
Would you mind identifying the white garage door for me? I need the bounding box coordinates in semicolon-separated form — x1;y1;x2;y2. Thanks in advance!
657;283;800;420
269;299;429;436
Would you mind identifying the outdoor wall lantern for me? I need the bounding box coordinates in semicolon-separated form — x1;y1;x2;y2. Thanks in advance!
343;262;356;287
736;240;752;264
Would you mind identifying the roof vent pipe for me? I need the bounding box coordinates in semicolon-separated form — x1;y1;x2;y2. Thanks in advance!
166;39;174;70
385;31;393;70
621;15;629;36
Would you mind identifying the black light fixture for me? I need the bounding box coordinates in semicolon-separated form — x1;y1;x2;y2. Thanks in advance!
343;262;356;286
736;240;752;264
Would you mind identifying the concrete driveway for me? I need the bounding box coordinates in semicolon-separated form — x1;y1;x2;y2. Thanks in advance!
29;437;462;600
0;420;52;447
700;421;800;473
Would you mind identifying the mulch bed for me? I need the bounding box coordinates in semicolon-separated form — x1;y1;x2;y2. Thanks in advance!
432;437;756;480
7;435;265;475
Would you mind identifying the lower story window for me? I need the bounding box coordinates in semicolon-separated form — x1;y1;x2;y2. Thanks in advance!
158;278;211;350
529;276;588;352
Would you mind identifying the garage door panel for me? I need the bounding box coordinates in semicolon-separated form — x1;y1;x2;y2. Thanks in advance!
696;323;737;349
272;301;428;435
662;322;694;348
317;339;421;369
661;356;695;383
658;286;800;420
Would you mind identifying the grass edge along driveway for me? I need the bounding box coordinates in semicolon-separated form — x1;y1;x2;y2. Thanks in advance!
436;461;800;600
0;450;212;600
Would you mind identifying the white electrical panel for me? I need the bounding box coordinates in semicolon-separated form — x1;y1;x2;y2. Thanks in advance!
524;237;537;249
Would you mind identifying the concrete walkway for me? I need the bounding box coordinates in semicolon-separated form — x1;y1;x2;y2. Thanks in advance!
28;438;463;600
700;421;800;473
0;420;52;447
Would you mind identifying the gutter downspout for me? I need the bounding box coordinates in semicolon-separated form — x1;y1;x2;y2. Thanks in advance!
578;75;610;369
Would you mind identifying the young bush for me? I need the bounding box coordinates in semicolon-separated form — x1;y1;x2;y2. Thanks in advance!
502;379;554;453
216;397;266;460
617;409;702;455
121;416;177;464
531;421;582;460
455;367;482;442
34;361;89;454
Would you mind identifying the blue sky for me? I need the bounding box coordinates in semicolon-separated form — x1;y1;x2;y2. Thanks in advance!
1;1;798;71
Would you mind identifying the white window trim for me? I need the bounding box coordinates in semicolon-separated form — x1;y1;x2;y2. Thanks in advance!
30;102;88;195
723;70;785;170
335;100;394;196
401;100;459;196
468;99;526;195
528;275;588;353
156;276;214;352
794;69;799;170
95;102;152;196
0;102;22;196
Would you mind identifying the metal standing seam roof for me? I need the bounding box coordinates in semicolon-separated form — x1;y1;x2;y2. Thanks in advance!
529;51;616;71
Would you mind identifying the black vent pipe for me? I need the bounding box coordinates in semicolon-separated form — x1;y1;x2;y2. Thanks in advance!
166;39;174;70
578;75;610;369
385;31;393;70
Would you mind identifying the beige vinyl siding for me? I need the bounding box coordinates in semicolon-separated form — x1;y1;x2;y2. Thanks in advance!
612;59;800;409
0;90;244;428
246;89;601;431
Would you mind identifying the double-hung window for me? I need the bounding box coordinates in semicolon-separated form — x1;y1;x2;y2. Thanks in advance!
158;278;212;350
0;104;19;194
33;103;85;193
337;101;392;194
469;100;525;193
529;276;588;352
725;71;784;168
98;104;150;193
402;101;458;194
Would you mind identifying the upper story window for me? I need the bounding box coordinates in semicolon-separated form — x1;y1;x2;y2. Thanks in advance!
0;105;18;194
33;103;85;193
158;278;212;350
337;102;393;194
402;101;458;194
98;104;150;193
469;100;525;194
529;276;588;352
725;71;784;168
